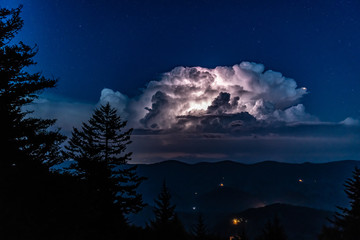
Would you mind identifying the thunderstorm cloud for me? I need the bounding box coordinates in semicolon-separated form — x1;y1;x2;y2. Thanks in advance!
106;62;313;133
30;62;360;163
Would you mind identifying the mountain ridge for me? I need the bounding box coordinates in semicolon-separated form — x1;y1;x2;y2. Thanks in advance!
130;159;359;239
136;159;360;212
137;159;360;166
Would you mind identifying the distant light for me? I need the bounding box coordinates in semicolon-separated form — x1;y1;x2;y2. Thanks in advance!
192;206;196;210
194;192;198;195
232;218;240;225
298;179;303;183
301;87;307;91
232;217;247;225
219;183;224;187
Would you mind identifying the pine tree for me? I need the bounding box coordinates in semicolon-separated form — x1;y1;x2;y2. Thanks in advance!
193;213;208;240
65;103;145;217
0;6;65;171
256;215;287;240
151;181;177;227
149;181;188;240
319;167;360;240
0;6;68;238
193;213;207;240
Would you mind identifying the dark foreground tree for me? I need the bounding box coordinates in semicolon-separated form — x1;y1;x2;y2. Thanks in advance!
66;103;145;226
319;166;360;240
0;6;65;171
256;215;287;240
149;181;189;240
0;6;72;239
192;213;208;240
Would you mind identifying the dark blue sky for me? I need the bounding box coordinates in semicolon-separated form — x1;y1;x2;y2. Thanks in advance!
6;0;360;122
4;0;360;163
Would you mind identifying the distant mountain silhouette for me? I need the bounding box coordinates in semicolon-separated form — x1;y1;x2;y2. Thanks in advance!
136;160;360;212
213;203;332;240
130;160;358;239
197;186;264;213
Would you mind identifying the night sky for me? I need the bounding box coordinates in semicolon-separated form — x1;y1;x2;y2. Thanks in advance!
4;0;360;163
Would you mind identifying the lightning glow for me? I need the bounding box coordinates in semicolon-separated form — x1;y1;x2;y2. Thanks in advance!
101;62;313;131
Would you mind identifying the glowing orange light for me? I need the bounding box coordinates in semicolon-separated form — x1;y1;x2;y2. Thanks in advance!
232;217;247;225
232;218;240;225
219;183;224;187
298;179;303;183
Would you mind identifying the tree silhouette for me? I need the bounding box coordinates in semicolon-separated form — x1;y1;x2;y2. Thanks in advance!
152;181;176;226
66;103;145;219
319;167;360;240
0;6;65;171
149;181;188;240
256;215;287;240
0;6;70;238
192;213;208;240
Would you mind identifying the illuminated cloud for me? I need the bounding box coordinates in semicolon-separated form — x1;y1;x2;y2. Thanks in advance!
27;62;360;163
99;88;129;117
106;61;312;132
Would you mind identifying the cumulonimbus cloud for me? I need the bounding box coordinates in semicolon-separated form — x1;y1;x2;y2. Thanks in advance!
27;61;360;163
104;61;314;133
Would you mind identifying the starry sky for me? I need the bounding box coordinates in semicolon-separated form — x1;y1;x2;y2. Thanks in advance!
4;0;360;163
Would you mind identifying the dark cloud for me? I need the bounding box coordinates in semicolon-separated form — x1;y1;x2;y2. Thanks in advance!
140;91;170;129
207;92;232;114
129;123;360;163
174;112;256;133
